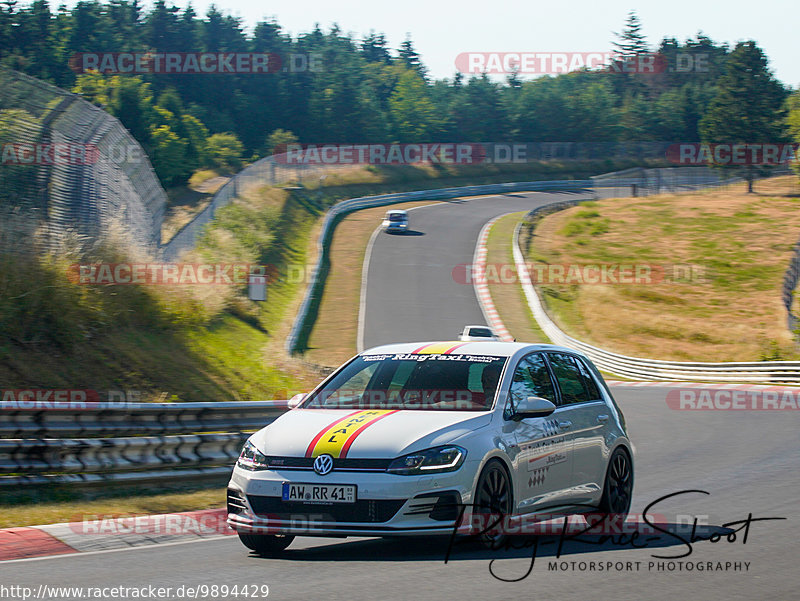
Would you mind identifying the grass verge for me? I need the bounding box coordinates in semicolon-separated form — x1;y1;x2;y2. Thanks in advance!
303;201;439;367
521;176;800;362
0;485;225;529
484;212;549;344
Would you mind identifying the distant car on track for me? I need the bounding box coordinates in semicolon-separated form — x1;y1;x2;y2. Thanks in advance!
382;209;408;233
458;325;501;341
227;341;633;555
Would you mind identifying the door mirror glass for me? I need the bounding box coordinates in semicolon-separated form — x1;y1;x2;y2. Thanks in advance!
511;396;557;421
288;393;307;409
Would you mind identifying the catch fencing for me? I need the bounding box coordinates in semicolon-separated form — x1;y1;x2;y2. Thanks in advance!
0;66;165;250
590;165;742;197
161;153;345;260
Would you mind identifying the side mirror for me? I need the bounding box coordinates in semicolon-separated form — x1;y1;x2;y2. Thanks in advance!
288;393;307;409
511;396;556;421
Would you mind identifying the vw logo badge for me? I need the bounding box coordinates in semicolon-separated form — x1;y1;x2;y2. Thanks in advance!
313;454;334;476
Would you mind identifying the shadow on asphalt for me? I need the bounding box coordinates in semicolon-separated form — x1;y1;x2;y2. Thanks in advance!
247;522;734;563
386;230;425;236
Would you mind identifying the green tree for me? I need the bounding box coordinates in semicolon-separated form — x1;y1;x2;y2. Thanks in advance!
398;35;426;79
108;75;155;146
699;41;788;192
786;91;800;176
265;128;298;156
149;124;188;185
361;31;391;64
612;10;648;58
388;70;440;141
205;132;244;172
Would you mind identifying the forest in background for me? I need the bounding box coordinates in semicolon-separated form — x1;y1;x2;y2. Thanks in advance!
0;4;797;187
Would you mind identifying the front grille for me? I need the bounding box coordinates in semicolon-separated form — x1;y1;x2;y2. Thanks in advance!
227;488;248;514
247;495;404;523
263;457;391;472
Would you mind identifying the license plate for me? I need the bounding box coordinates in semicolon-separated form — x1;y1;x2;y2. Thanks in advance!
282;483;357;504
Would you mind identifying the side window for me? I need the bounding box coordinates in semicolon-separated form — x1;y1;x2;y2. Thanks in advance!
547;354;593;405
506;353;557;416
574;357;602;401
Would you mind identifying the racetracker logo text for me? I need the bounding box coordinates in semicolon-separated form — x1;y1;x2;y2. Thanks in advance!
453;263;706;285
274;143;486;165
69;52;323;74
67;263;277;285
666;388;800;410
1;143;99;165
455;52;709;75
666;143;798;165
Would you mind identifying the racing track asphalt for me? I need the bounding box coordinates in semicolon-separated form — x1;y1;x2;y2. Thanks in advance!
2;386;796;600
361;191;593;349
2;191;796;600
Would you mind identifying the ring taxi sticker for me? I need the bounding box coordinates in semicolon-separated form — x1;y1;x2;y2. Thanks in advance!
411;342;468;355
305;410;398;458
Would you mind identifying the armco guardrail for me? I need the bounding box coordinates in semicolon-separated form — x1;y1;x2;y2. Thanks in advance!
0;401;287;487
284;179;596;354
512;204;800;383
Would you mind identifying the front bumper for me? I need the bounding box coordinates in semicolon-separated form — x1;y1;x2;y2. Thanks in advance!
227;463;477;537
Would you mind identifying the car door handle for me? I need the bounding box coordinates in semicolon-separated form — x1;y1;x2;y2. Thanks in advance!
597;414;609;423
558;420;572;429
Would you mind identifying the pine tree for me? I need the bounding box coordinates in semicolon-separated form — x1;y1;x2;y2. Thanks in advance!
612;11;648;58
398;35;426;79
699;41;788;191
361;31;391;64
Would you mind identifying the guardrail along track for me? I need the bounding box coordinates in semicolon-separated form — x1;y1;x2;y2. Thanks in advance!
0;401;287;487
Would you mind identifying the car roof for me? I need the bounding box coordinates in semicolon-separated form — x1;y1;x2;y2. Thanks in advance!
361;340;581;359
385;209;407;215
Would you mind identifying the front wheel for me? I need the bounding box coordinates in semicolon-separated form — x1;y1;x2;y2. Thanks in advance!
238;533;294;556
597;447;633;519
473;460;513;549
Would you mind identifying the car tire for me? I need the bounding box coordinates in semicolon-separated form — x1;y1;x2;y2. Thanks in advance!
473;459;513;549
238;533;294;556
597;447;633;520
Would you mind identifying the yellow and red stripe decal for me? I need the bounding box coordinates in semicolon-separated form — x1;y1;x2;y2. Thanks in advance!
305;410;398;458
410;342;469;355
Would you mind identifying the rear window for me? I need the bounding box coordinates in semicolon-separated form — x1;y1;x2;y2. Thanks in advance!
468;327;493;337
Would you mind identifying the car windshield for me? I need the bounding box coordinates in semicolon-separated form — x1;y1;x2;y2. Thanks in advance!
387;214;406;221
302;353;507;411
468;328;493;337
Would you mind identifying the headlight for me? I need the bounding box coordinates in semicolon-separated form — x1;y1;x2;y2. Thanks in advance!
236;440;270;471
387;445;466;475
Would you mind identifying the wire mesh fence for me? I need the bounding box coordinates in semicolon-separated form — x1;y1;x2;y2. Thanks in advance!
161;153;345;261
0;66;166;253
